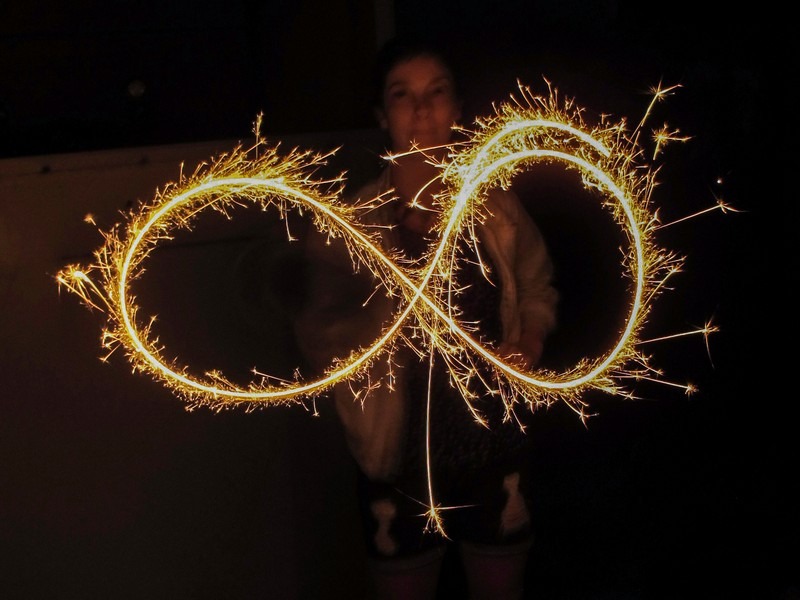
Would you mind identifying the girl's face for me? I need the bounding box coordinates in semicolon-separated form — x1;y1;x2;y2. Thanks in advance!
377;54;462;153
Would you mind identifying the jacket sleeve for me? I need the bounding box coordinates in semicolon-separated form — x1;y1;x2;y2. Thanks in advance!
510;193;559;339
293;224;386;374
481;188;558;346
292;178;407;481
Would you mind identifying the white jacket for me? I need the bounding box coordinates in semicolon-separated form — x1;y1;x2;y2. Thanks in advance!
295;169;558;480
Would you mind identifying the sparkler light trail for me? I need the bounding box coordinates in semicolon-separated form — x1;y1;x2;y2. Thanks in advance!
57;82;708;422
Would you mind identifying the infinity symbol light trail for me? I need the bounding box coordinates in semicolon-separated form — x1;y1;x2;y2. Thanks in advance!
57;83;691;418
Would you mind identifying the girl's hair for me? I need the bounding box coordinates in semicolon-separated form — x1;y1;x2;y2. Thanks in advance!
371;35;463;109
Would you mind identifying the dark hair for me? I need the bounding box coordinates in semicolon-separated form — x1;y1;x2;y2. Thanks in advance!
371;35;463;110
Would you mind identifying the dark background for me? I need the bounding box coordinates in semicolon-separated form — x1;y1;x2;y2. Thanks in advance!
1;1;792;599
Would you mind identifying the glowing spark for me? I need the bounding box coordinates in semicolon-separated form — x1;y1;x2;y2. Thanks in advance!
639;322;718;345
56;83;698;415
656;197;740;229
652;124;692;159
57;83;713;529
638;82;682;130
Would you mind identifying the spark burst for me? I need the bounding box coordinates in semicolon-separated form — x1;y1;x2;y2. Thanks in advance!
57;82;718;531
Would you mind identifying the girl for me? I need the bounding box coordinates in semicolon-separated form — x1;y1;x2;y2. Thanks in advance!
297;36;558;599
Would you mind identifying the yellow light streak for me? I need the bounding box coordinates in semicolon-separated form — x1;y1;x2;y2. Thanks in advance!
56;83;699;415
57;82;713;526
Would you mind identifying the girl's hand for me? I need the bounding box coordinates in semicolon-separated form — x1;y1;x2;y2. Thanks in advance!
497;334;543;371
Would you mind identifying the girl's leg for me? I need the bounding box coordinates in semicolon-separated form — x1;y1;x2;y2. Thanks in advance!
459;537;532;600
458;470;534;600
367;546;445;600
